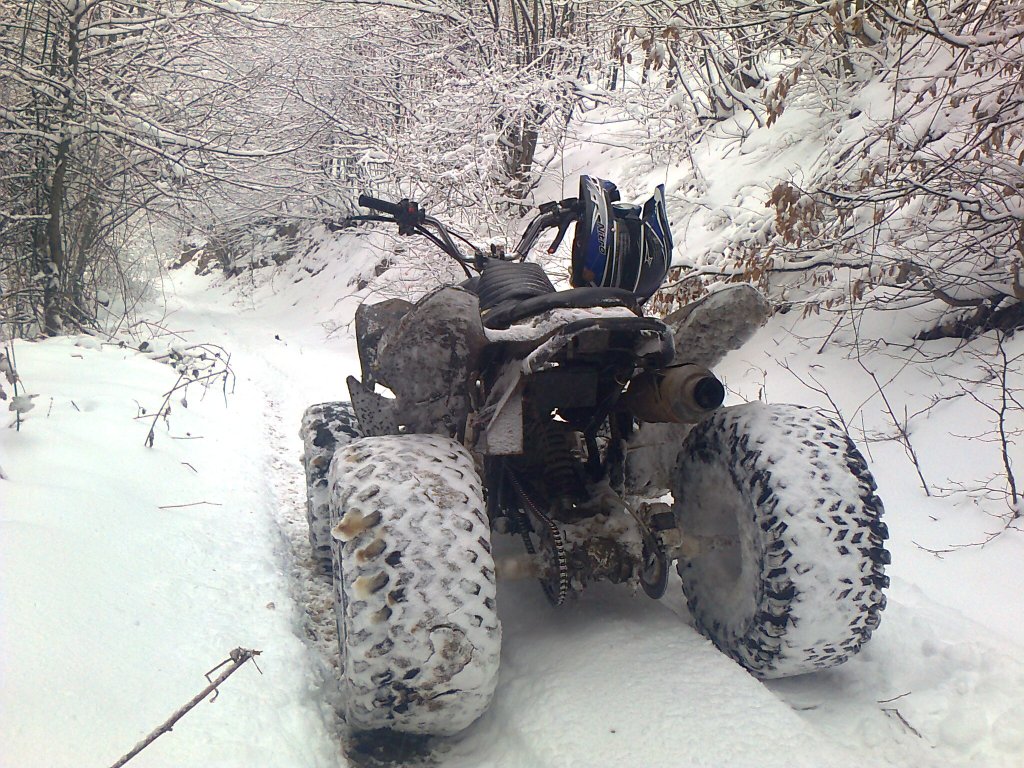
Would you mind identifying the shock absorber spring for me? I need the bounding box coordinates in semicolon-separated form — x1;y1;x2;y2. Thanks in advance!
537;420;584;503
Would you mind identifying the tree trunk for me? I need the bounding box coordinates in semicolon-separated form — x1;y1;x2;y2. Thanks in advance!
42;7;83;335
502;102;545;202
44;139;70;335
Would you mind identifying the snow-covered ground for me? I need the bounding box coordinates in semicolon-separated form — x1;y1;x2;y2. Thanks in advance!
3;231;1023;767
3;92;1023;767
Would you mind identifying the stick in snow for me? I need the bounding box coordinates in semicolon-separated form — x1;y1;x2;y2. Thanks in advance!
108;647;262;768
157;501;223;510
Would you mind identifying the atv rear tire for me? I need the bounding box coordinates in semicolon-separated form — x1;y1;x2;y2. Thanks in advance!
673;403;888;679
328;434;501;735
301;402;362;575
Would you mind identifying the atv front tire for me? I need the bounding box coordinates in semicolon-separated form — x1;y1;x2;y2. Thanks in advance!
301;401;362;575
328;434;501;735
673;403;888;679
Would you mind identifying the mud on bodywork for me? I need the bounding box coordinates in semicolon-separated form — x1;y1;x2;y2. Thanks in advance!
351;287;487;438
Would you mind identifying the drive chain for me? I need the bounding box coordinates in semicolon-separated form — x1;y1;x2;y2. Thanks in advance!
507;471;570;606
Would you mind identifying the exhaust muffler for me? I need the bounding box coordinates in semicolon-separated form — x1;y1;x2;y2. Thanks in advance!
623;364;725;423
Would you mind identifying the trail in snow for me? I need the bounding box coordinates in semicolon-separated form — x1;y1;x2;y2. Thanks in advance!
158;269;1024;768
5;258;1021;767
161;272;855;767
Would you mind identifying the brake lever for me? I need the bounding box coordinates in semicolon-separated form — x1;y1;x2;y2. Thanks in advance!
546;211;576;253
512;197;581;260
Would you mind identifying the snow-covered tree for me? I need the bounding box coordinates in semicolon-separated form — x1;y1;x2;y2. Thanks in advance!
306;1;624;212
0;0;309;335
633;1;1024;337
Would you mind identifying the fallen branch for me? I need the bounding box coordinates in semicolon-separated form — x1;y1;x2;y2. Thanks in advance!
877;691;912;704
109;647;262;768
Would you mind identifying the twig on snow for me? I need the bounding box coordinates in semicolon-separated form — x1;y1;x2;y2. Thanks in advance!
912;524;1017;557
108;647;262;768
882;707;923;739
877;691;912;704
157;501;222;510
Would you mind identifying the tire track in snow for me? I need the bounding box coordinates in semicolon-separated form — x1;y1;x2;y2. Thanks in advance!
261;396;348;730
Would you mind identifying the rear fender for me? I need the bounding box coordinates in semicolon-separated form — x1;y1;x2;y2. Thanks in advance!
373;287;487;437
354;298;414;389
664;284;770;368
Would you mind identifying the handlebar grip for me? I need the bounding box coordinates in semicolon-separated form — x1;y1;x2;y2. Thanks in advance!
358;194;401;216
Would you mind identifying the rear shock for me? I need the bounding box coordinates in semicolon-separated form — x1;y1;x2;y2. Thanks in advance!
535;420;587;508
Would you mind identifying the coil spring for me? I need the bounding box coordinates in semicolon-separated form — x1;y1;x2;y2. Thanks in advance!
537;420;581;501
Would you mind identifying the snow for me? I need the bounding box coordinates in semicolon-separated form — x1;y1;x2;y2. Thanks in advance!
441;577;860;768
0;334;342;767
4;253;1022;766
4;103;1024;768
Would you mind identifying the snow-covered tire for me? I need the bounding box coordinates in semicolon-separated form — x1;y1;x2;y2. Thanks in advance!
672;402;888;679
328;434;501;735
300;401;362;575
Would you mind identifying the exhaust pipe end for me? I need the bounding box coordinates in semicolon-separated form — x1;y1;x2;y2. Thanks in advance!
693;375;725;411
625;364;725;424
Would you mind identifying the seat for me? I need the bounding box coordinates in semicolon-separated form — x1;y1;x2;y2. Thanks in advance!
481;287;639;330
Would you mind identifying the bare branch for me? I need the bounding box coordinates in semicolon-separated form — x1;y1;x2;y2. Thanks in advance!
108;648;262;768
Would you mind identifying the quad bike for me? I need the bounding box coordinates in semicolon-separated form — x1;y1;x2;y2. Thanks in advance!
300;177;889;737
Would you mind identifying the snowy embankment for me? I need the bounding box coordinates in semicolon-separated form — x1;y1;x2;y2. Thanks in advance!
3;222;1023;767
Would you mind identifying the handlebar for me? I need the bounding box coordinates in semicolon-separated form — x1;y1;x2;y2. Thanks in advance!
357;194;401;217
353;192;582;274
354;193;475;276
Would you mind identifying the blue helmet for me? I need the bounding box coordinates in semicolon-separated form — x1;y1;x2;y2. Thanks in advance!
570;175;672;303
